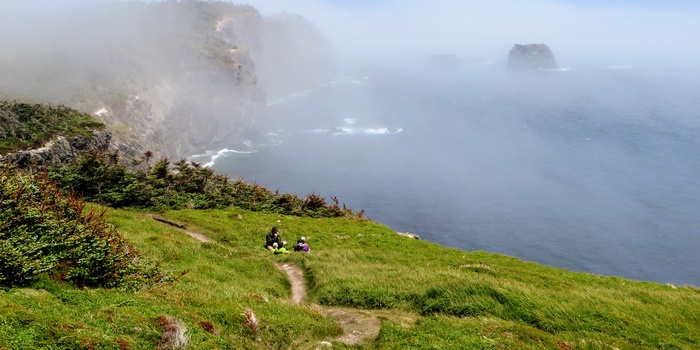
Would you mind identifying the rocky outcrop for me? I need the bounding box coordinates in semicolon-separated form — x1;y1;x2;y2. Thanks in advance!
508;44;558;70
397;232;421;240
1;130;112;168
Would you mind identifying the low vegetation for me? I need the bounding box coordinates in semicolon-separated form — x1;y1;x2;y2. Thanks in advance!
2;205;698;349
48;150;362;219
163;209;700;349
0;101;103;154
0;166;166;290
1;103;699;348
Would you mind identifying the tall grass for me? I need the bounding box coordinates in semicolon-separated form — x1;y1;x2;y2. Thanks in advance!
0;207;342;349
164;209;700;349
1;206;698;348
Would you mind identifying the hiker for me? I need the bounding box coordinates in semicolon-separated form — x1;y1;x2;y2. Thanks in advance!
293;237;310;252
272;242;290;254
265;226;286;250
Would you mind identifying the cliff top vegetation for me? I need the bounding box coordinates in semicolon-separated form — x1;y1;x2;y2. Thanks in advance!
0;101;104;155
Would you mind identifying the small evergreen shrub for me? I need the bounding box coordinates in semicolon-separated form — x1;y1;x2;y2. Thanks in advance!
0;101;104;154
49;150;364;219
0;165;166;289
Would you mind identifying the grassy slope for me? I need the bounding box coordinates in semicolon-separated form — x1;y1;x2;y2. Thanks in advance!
1;207;699;349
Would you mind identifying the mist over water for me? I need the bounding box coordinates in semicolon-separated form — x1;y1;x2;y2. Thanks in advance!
210;63;700;287
4;0;697;286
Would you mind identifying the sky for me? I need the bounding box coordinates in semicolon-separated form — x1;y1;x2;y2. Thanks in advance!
2;0;699;68
241;0;700;68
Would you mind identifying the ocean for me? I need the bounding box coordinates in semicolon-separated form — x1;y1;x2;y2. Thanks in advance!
202;62;700;287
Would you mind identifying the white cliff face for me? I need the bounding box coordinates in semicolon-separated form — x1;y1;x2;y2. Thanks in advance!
0;2;336;160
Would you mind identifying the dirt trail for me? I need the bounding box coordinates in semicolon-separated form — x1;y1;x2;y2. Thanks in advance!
275;263;386;346
276;263;307;303
146;214;210;242
147;216;394;346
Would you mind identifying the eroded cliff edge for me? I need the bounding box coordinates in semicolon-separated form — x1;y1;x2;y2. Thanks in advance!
0;1;336;160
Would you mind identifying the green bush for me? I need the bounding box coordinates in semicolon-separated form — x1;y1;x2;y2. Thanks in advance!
0;166;166;289
0;101;104;154
49;150;364;219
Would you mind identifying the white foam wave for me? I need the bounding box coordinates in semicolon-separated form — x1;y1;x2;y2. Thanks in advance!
327;76;371;87
332;127;403;136
189;147;256;168
303;128;331;134
539;67;572;72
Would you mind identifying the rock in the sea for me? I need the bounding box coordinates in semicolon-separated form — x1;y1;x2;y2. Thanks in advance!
508;43;558;70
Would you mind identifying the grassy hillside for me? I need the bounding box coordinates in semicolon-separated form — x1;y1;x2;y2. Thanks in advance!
1;107;698;348
2;205;698;349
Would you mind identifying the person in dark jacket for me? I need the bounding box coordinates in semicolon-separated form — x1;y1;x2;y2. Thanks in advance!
265;226;286;250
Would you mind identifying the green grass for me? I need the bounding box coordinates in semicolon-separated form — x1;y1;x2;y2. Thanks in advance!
1;206;699;349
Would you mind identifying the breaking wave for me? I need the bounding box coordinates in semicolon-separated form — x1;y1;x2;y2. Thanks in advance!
189;147;256;168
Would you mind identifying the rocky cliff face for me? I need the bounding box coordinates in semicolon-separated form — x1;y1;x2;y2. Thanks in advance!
0;1;337;160
1;130;111;168
508;44;559;70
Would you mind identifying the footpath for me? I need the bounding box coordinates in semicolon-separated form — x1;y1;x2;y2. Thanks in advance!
275;263;381;346
149;214;398;347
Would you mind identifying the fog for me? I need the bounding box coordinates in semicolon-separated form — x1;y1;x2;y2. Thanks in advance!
0;0;337;157
1;0;699;285
246;0;700;69
212;0;700;285
3;0;698;98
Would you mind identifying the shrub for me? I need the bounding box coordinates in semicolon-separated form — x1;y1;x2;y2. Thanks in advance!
0;165;166;289
48;150;365;219
0;101;104;154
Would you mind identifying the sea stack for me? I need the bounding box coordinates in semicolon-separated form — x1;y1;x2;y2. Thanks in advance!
508;43;559;70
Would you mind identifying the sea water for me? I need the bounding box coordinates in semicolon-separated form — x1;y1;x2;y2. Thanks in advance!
204;63;700;287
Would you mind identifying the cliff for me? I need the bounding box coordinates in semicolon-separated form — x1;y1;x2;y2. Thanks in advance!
508;43;559;70
0;130;111;168
0;1;337;160
0;101;111;167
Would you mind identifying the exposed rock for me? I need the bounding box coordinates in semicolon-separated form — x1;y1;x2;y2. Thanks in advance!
508;43;559;70
1;130;111;168
397;232;421;240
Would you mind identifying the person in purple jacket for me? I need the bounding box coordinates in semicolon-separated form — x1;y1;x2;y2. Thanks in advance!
293;237;310;252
